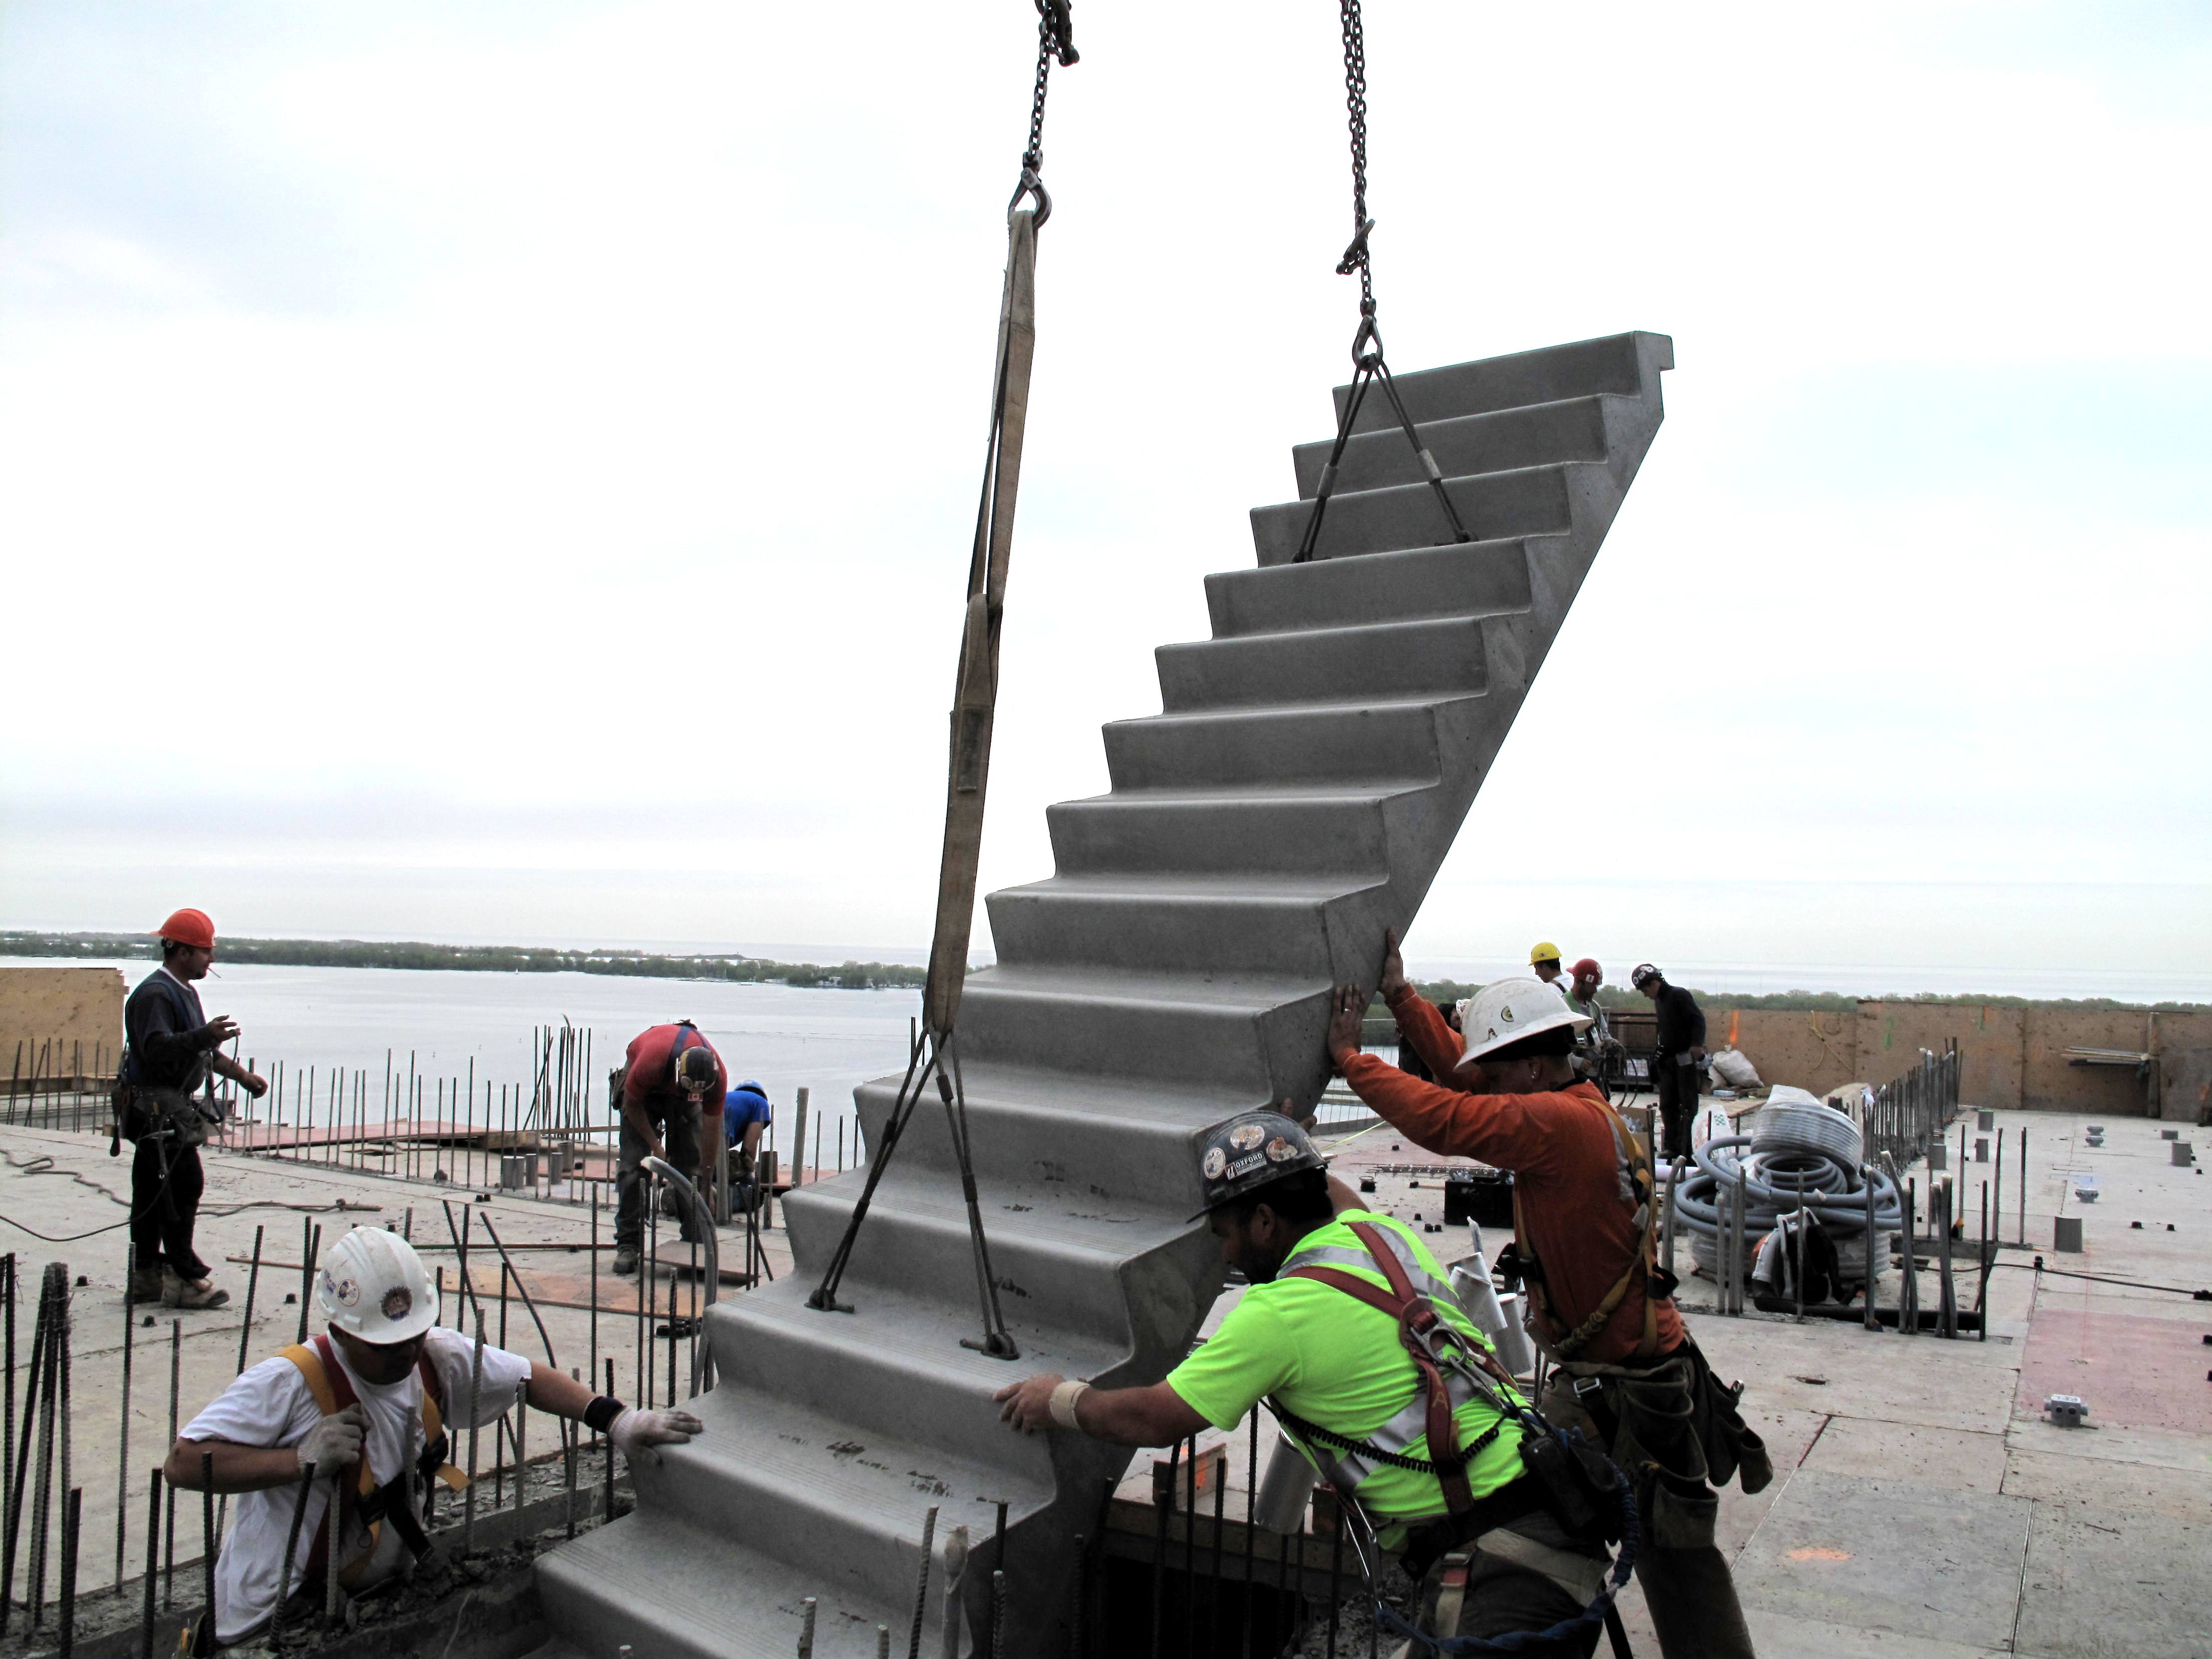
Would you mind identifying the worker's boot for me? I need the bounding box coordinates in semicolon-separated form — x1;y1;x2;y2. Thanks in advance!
162;1269;230;1310
128;1264;164;1304
611;1246;640;1276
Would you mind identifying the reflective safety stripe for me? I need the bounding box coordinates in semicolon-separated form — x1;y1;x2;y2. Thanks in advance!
1295;1365;1483;1493
1280;1237;1467;1318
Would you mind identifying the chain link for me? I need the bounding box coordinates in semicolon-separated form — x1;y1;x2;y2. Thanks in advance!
1022;1;1078;177
1334;0;1376;320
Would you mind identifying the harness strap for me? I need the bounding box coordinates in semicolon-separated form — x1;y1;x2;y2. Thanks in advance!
1281;1221;1480;1515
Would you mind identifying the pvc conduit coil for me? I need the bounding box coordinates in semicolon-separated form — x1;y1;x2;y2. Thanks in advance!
1748;1097;1865;1166
1668;1136;1902;1254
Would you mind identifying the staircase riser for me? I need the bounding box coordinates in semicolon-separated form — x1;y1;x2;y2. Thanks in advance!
1157;617;1492;710
1334;331;1667;431
987;887;1340;979
1294;395;1614;497
779;1186;1178;1349
1250;464;1591;567
1205;538;1536;639
1045;794;1393;878
846;1076;1234;1200
1101;702;1451;790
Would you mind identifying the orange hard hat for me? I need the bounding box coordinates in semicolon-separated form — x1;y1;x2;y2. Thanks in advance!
1571;957;1602;981
153;908;216;949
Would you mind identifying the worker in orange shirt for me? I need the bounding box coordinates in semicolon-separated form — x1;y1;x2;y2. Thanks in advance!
1325;933;1770;1659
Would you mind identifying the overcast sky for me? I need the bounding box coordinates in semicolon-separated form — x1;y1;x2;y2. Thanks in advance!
3;2;2207;998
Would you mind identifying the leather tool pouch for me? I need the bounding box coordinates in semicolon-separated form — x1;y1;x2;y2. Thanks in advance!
1517;1428;1624;1545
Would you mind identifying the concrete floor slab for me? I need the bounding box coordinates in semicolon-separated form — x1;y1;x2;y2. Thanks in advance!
2013;1496;2210;1659
1743;1606;2005;1657
1730;1470;2030;1648
2004;1417;2212;1479
2015;1308;2212;1435
1689;1315;2024;1436
1799;1419;2010;1493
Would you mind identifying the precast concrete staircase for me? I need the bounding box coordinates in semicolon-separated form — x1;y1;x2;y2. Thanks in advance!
531;331;1672;1657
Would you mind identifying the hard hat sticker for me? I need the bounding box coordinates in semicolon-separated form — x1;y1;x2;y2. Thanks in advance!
334;1277;361;1308
381;1287;414;1322
1500;1005;1516;1023
1264;1137;1297;1163
1201;1147;1228;1180
1228;1123;1266;1151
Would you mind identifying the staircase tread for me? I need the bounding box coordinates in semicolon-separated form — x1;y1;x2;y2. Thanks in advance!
1108;692;1483;727
716;1275;1128;1379
1168;605;1529;646
538;1508;909;1658
1258;457;1601;513
995;871;1377;902
1056;779;1435;806
784;1162;1188;1247
958;961;1324;1008
671;1378;1055;1520
856;1058;1261;1123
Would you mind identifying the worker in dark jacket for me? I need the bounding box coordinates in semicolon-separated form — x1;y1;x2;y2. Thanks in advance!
1631;964;1705;1160
611;1021;726;1275
124;909;268;1308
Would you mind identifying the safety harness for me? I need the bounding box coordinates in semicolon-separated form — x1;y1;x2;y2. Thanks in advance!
278;1337;468;1587
1512;1096;1669;1363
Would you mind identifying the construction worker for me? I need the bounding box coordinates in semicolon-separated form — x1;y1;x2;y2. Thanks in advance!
612;1020;726;1275
1328;936;1768;1659
120;909;269;1309
1631;964;1706;1161
165;1227;699;1647
723;1078;773;1211
1529;942;1565;985
1560;959;1619;1095
996;1112;1617;1654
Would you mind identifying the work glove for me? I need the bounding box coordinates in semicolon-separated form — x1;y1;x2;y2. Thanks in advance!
609;1407;704;1466
297;1406;367;1476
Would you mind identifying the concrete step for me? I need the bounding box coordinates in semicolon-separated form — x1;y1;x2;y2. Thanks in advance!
1158;612;1511;710
846;1061;1260;1200
1293;392;1623;497
535;1505;913;1659
1334;330;1671;432
1250;460;1608;567
1046;781;1430;877
986;872;1380;980
1204;536;1544;639
952;962;1327;1096
708;1275;1127;1469
777;1165;1202;1353
1100;696;1463;790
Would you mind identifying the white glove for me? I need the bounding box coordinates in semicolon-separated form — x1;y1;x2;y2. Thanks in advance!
297;1406;367;1476
610;1407;703;1466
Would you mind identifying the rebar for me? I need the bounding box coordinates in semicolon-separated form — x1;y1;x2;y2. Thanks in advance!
325;1463;343;1623
164;1320;179;1606
272;1462;315;1636
138;1470;160;1659
1151;1439;1175;1659
58;1486;80;1659
989;1572;1006;1659
1243;1410;1259;1659
237;1225;263;1375
798;1596;816;1658
4;1288;48;1641
201;1452;217;1621
465;1313;485;1553
1184;1434;1198;1655
1862;1167;1879;1332
909;1503;939;1658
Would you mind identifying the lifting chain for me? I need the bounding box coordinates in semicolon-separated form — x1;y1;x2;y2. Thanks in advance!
1011;0;1079;226
1295;0;1474;562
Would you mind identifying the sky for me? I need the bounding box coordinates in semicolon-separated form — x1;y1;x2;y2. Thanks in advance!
3;2;2207;999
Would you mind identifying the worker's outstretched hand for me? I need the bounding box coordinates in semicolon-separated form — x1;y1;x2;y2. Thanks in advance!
610;1407;703;1465
298;1406;367;1476
994;1373;1064;1435
1378;929;1410;1000
1325;984;1368;1073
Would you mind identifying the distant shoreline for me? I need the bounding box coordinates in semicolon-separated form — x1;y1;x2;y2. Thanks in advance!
0;930;927;990
4;931;2202;1015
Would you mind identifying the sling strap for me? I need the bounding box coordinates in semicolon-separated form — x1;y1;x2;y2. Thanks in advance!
280;1337;468;1586
1278;1220;1506;1517
1513;1096;1666;1363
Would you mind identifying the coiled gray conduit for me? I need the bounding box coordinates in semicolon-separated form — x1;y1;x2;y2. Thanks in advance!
1669;1135;1904;1249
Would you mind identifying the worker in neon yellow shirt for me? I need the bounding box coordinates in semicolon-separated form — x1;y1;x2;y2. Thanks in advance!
996;1112;1609;1653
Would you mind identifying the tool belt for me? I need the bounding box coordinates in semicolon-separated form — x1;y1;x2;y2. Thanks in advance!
111;1077;215;1153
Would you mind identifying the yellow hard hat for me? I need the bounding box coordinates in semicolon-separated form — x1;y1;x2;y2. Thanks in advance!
1529;941;1562;967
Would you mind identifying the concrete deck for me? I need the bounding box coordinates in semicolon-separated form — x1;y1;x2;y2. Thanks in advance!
6;1104;2204;1654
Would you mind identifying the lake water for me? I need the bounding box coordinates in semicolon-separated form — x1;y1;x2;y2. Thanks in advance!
11;956;921;1157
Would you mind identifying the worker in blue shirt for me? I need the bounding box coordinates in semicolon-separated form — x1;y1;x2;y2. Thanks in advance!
723;1080;773;1212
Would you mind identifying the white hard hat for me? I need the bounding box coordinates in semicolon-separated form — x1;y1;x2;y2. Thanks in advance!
318;1227;439;1343
1455;976;1592;1067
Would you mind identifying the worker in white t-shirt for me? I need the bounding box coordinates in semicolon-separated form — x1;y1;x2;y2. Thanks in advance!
165;1227;699;1648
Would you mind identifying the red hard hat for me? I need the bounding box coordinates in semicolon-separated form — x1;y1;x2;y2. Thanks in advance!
153;908;216;949
1571;957;1602;981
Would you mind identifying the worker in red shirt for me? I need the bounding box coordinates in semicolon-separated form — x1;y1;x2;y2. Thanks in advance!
611;1021;726;1275
1325;934;1770;1659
